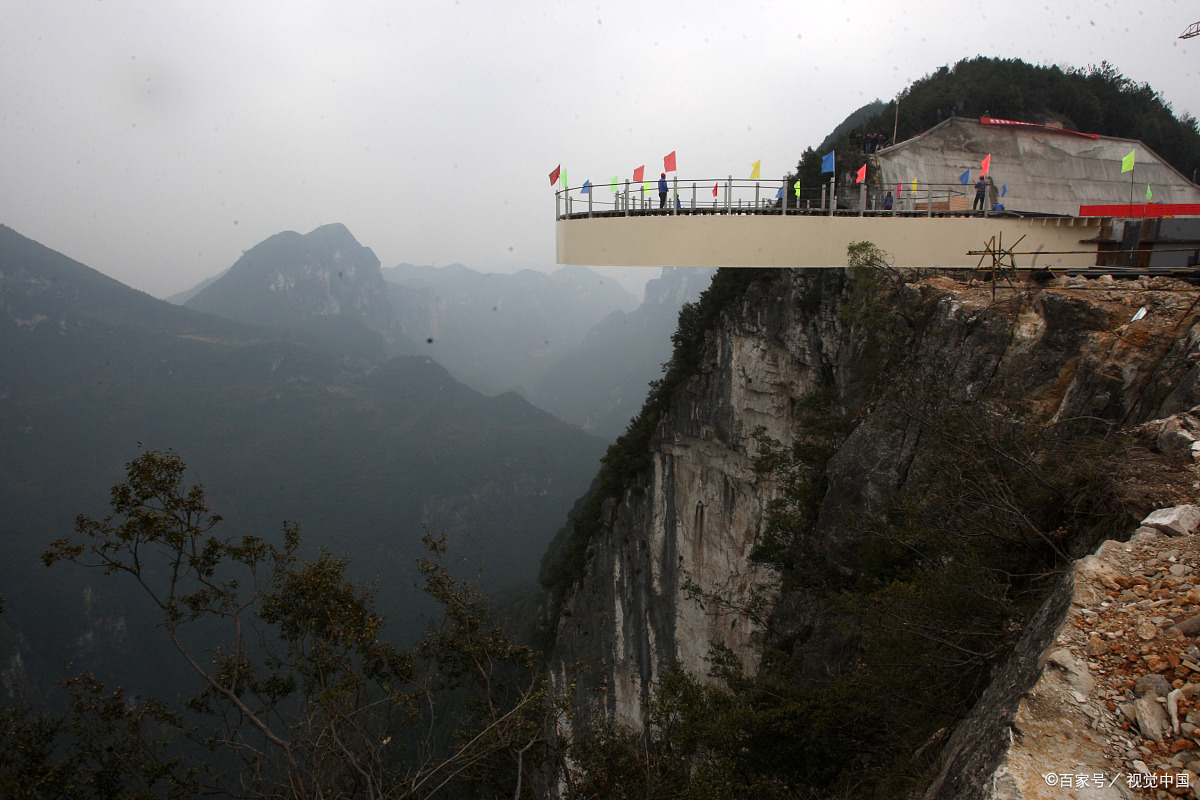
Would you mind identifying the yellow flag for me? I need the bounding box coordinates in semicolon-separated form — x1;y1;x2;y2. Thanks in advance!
1122;150;1135;173
911;179;918;193
749;160;761;180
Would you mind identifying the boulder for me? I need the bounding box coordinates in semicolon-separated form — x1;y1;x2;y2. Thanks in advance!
1134;694;1171;741
1135;673;1173;698
1142;506;1200;537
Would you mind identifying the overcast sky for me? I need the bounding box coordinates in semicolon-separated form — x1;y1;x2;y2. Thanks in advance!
2;0;1198;299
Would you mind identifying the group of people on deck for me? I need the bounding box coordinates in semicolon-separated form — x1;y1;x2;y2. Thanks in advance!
877;174;1002;214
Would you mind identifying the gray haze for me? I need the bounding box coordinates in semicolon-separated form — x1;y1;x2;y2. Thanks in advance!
2;0;1197;298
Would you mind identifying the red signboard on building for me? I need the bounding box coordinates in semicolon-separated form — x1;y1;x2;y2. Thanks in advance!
1078;203;1200;218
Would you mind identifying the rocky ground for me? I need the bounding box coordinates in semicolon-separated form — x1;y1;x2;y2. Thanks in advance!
999;405;1200;800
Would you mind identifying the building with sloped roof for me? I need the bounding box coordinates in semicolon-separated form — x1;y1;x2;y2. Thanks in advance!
873;116;1200;215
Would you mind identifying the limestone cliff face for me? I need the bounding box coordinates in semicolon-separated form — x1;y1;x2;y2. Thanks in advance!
548;267;1200;744
548;270;850;729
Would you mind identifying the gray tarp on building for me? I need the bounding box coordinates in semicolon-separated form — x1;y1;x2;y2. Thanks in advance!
873;116;1200;215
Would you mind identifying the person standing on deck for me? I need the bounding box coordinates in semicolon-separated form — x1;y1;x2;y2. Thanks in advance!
973;175;987;211
658;173;669;209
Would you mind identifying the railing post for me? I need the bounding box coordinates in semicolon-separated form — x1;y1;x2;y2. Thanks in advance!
725;176;732;214
556;189;561;219
672;177;678;215
926;185;933;217
820;184;825;212
755;182;760;211
828;176;835;216
624;181;630;216
587;187;593;217
691;183;696;210
783;180;789;215
859;183;866;216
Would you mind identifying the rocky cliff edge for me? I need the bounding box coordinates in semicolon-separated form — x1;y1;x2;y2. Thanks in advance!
928;419;1200;800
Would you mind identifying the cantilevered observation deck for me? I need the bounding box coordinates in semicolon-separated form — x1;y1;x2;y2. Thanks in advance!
556;118;1200;271
556;177;1105;271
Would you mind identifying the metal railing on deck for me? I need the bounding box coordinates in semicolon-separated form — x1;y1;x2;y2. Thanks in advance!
555;177;989;220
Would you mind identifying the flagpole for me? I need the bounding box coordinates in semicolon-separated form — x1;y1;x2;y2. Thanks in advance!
1129;169;1135;211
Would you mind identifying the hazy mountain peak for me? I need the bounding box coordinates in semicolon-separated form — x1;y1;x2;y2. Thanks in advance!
184;223;400;355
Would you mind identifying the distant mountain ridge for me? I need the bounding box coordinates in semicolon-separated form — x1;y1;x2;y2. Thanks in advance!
533;267;715;438
382;262;638;398
0;223;606;701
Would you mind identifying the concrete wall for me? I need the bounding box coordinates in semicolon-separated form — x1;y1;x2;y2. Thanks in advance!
556;213;1104;270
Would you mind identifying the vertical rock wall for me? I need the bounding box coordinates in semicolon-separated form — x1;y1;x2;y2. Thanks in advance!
548;268;1200;746
548;270;852;729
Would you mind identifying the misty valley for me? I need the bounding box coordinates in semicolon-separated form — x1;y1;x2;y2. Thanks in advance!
6;55;1200;798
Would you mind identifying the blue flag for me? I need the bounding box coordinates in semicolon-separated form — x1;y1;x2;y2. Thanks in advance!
581;180;591;194
960;169;970;185
775;186;783;199
821;151;835;174
1001;184;1007;197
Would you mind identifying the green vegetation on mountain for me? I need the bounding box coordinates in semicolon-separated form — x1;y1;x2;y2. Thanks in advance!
792;57;1200;197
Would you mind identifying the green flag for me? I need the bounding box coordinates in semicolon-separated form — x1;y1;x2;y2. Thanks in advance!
1146;184;1153;201
561;168;568;188
1121;150;1135;173
610;176;619;192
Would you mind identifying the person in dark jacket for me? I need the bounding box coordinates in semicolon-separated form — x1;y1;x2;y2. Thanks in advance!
658;173;669;209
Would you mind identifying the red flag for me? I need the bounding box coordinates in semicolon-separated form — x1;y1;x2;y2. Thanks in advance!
664;151;677;172
856;164;866;184
981;154;992;176
549;164;561;186
712;182;718;197
633;165;645;183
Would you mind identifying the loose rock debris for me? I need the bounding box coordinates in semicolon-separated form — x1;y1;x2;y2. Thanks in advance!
1010;504;1200;799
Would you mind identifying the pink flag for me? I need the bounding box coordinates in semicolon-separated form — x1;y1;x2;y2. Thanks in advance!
981;154;992;176
664;151;677;173
856;164;866;184
633;165;645;183
896;183;902;195
548;164;561;186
